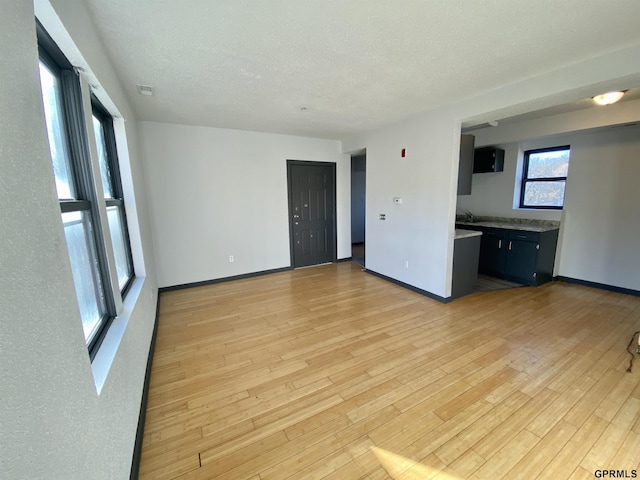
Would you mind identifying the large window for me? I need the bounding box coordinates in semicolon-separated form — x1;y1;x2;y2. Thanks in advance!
38;23;134;358
520;146;570;209
91;101;134;294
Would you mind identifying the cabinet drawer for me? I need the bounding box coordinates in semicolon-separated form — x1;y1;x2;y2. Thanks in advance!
508;230;540;242
480;228;504;237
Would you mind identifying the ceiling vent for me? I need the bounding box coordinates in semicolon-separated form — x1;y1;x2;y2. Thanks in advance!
136;84;154;96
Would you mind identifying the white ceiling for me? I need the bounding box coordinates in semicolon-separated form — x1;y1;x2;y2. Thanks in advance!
82;0;640;139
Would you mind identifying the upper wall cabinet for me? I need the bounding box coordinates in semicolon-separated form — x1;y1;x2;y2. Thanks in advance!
457;134;475;195
473;146;504;173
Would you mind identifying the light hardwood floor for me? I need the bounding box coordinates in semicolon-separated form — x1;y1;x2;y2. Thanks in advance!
139;262;640;479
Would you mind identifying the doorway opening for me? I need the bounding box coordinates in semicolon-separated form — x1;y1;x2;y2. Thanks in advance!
351;152;366;267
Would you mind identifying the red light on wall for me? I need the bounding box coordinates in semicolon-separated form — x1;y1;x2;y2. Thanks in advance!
401;148;406;158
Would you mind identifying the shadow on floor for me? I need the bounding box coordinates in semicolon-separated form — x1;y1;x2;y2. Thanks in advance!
474;274;524;292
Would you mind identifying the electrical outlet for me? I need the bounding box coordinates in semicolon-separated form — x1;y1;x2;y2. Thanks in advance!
229;255;234;263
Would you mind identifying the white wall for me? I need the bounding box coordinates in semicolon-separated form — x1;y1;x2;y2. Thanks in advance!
343;109;461;298
558;125;640;290
0;2;158;479
139;121;349;288
456;140;563;223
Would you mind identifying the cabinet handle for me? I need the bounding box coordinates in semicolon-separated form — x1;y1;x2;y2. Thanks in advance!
536;244;540;250
498;240;502;248
508;241;512;251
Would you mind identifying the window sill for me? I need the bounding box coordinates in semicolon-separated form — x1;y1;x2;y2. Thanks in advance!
516;206;564;211
91;276;145;395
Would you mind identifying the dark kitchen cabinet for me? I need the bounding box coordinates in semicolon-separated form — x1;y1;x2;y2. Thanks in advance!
503;229;559;285
457;224;559;286
505;238;539;284
473;147;504;173
457;134;475;195
478;228;507;277
504;229;559;286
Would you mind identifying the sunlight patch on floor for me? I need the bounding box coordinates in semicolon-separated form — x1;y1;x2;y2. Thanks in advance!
372;447;462;480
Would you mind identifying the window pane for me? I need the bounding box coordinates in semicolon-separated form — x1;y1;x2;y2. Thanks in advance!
39;62;75;199
92;115;113;198
523;181;566;207
106;206;131;290
62;210;106;343
527;149;570;179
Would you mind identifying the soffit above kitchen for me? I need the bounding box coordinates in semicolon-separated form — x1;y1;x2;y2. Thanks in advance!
463;86;640;132
81;0;640;139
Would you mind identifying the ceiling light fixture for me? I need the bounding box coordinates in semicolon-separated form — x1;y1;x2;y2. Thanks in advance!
592;91;625;106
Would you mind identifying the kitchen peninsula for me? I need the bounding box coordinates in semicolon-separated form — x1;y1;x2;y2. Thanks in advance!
452;229;483;299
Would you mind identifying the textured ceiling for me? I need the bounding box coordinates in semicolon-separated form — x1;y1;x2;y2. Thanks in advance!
82;0;640;139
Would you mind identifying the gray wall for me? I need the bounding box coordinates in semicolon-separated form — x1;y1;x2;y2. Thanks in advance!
0;2;158;479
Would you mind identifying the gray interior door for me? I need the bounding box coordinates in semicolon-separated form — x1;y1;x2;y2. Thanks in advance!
287;161;336;268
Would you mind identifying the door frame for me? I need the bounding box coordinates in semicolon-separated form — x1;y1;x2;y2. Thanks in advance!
286;159;337;268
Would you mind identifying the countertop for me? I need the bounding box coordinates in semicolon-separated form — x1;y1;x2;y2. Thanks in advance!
455;228;483;239
456;216;560;233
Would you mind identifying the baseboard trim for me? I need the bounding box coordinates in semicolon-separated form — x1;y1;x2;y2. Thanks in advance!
364;268;450;304
555;276;640;297
130;292;160;480
159;266;293;292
